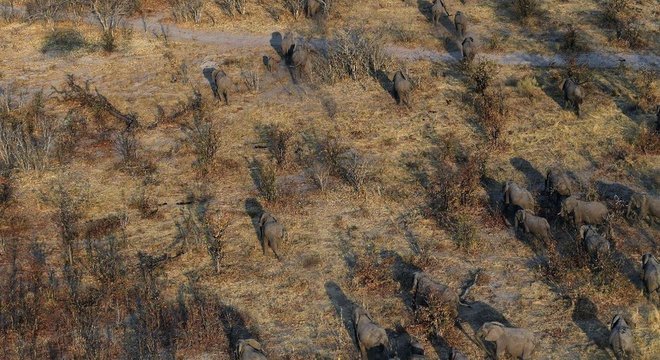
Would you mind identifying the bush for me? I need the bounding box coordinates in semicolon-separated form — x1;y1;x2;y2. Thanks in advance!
215;0;246;16
512;0;540;20
183;110;219;172
306;161;331;191
351;253;396;293
241;69;260;92
114;131;139;164
168;0;204;23
451;214;479;251
615;17;645;48
259;123;292;167
468;61;498;95
516;75;539;99
477;87;509;145
561;25;589;53
41;28;86;54
338;149;375;193
283;0;304;19
634;69;658;113
632;124;659;155
25;0;69;25
602;0;629;25
252;159;278;202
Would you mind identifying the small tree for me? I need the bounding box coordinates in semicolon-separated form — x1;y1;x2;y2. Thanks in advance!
84;0;139;51
205;216;229;274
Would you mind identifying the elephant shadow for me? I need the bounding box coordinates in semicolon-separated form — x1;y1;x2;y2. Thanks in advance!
244;197;265;249
202;67;217;96
611;250;644;292
571;296;610;351
373;70;396;104
385;325;422;360
535;69;565;110
510;157;544;192
270;31;283;57
594;180;636;204
381;250;422;309
458;301;511;358
217;302;261;352
324;281;359;349
416;0;433;23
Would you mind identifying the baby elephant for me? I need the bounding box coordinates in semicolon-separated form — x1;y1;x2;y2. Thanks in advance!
627;193;659;224
545;168;572;203
514;210;552;243
411;272;460;318
461;37;475;63
259;212;285;260
559;196;609;228
454;11;467;39
213;69;233;105
609;314;634;360
237;339;267;360
478;322;536;359
561;78;584;117
262;55;280;73
641;253;659;301
393;71;412;108
578;225;610;260
353;307;390;359
503;181;535;213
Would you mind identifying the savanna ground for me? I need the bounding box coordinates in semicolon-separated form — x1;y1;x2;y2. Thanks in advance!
0;0;659;359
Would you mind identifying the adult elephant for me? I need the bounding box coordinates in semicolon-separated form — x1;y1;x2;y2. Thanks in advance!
431;0;449;26
561;78;584;117
393;70;412;108
626;193;659;224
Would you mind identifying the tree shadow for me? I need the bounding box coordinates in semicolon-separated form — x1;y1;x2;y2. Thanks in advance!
397;213;421;255
244;197;264;249
427;332;452;360
381;250;422;309
270;31;283;56
202;67;216;96
218;302;261;352
324;281;359;348
571;296;610;352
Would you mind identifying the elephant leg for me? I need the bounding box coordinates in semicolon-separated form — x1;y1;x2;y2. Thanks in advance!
359;342;367;360
224;92;229;105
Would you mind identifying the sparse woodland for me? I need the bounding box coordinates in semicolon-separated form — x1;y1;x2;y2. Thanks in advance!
0;0;658;359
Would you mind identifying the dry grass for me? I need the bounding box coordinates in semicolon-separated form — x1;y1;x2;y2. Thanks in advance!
0;6;658;359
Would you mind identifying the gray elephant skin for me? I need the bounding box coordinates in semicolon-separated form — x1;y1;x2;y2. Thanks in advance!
454;11;467;38
462;37;475;63
545;168;572;202
641;253;659;301
609;314;634;360
237;339;267;360
627;193;659;224
559;196;609;228
259;212;285;260
478;322;536;359
431;0;449;26
213;69;233;105
393;71;412;108
503;181;535;213
561;78;584;117
291;46;311;80
514;210;552;243
578;225;610;260
353;307;390;359
451;348;468;360
281;31;297;57
411;272;460;318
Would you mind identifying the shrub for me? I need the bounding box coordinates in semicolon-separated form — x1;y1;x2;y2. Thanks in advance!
634;69;658;113
129;186;160;218
84;234;126;285
83;0;140;52
283;0;304;19
516;75;539;99
306;161;331;191
50;177;89;265
25;0;69;25
615;17;645;49
241;69;260;92
632;124;659;155
183;110;219;172
215;0;246;16
469;61;498;95
205;215;229;274
561;25;589;53
351;253;396;293
252;159;278;202
602;0;629;25
114;131;139;164
512;0;540;21
451;213;479;251
477;87;509;145
259;123;292;167
168;0;204;23
41;28;86;54
338;149;375;193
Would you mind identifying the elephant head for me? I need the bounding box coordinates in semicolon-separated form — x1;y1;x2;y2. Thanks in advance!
559;196;578;217
478;321;505;341
514;209;526;229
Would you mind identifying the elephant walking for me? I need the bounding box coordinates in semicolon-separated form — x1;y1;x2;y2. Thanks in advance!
393;71;412;107
514;210;552;243
411;272;461;319
431;0;449;26
259;212;286;260
477;322;536;359
454;11;467;39
609;314;634;360
559;196;609;230
627;193;659;224
561;78;584;117
353;307;390;359
641;253;659;302
461;37;475;63
212;69;233;105
578;225;610;261
545;168;572;203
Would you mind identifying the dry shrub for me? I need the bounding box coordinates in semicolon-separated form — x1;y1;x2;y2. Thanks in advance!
129;186;160;218
215;0;246;16
615;16;645;48
81;213;126;240
468;61;498;95
114;131;138;164
451;213;479;252
162;48;190;83
306;161;331;191
183;107;219;173
602;0;630;25
168;0;204;23
241;69;260;92
338;149;376;193
314;28;390;83
561;25;589;53
25;0;69;25
412;292;458;336
477;87;510;145
516;75;539;99
633;69;658;112
512;0;540;21
632;124;659;155
351;253;396;294
251;159;278;202
259;123;292;167
564;59;592;85
283;0;304;19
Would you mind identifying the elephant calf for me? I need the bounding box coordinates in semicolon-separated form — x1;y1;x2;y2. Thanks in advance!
353;307;390;359
578;225;610;260
561;78;584;117
411;272;460;318
503;180;535;213
259;212;285;260
432;0;448;26
514;210;552;243
237;339;267;360
281;31;297;58
263;55;280;73
641;253;659;301
627;193;659;224
559;196;609;228
545;168;572;202
609;314;634;360
461;37;475;63
394;71;412;108
213;69;233;105
291;46;311;81
454;11;467;39
478;322;536;360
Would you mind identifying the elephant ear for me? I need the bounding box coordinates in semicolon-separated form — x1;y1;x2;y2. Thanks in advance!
642;253;651;266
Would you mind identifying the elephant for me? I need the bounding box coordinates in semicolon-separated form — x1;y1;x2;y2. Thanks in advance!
454;11;467;39
626;193;659;224
353;306;390;360
411;272;460;319
462;37;475;63
259;212;285;260
545;168;572;203
559;196;609;229
609;314;634;360
237;339;267;360
514;210;552;243
451;349;468;360
477;322;536;360
431;0;449;26
503;181;535;213
291;46;312;81
393;71;412;108
561;78;584;117
212;69;232;105
578;225;610;260
306;0;323;18
281;31;297;58
641;253;659;301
